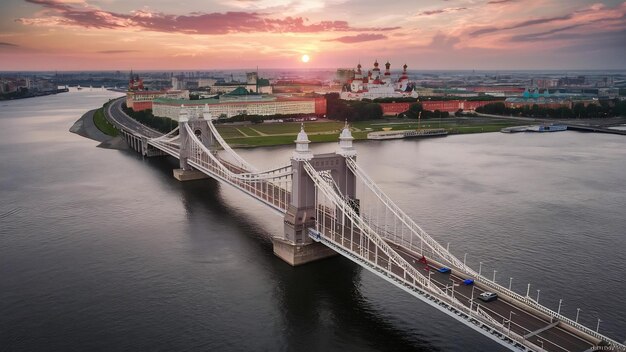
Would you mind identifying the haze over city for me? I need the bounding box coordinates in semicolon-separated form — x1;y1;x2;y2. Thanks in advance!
1;0;625;71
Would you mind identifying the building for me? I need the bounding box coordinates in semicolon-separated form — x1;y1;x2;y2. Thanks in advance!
379;100;498;115
340;60;418;100
126;72;188;111
152;90;326;120
126;90;189;111
380;102;411;115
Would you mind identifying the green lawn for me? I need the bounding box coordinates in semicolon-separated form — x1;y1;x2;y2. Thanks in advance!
218;117;522;147
236;126;261;136
214;126;244;138
93;107;119;136
246;121;344;135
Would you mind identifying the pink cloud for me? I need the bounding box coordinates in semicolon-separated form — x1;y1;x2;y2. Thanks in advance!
324;33;387;43
470;2;626;38
17;0;400;34
416;7;467;16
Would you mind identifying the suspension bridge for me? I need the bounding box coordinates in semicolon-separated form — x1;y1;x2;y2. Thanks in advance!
105;98;624;352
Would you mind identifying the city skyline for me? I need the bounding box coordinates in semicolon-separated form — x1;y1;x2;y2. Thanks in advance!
0;0;625;71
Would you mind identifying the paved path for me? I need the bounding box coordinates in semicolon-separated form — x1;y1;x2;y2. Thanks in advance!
69;109;110;142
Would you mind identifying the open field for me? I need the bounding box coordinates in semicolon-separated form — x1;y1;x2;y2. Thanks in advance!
215;117;522;148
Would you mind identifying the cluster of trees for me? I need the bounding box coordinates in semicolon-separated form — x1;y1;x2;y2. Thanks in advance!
401;102;450;119
0;87;30;100
325;93;383;121
420;95;504;102
362;97;418;103
121;104;176;133
476;100;626;118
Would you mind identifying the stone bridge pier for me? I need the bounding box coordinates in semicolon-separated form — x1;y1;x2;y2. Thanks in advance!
174;105;214;181
273;123;358;266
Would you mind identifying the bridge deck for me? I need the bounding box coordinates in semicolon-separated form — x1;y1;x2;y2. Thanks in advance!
317;210;595;352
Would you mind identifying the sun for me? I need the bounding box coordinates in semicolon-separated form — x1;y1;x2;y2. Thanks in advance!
301;54;310;63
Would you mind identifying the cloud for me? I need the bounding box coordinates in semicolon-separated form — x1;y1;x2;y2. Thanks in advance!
324;33;387;43
0;42;19;47
470;14;572;36
470;2;626;37
97;50;139;54
509;15;626;42
17;0;400;34
427;32;460;50
487;0;516;4
416;7;467;16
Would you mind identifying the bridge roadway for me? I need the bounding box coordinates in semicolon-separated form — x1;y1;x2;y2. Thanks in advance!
316;210;595;352
393;247;593;352
106;97;162;138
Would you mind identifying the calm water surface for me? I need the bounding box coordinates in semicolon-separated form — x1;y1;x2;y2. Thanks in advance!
1;91;625;351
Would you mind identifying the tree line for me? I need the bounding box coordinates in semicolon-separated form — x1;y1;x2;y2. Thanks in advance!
475;100;626;118
325;93;383;121
122;104;176;133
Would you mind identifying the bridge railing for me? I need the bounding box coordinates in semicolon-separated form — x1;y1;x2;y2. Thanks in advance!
184;123;292;213
206;119;259;173
311;205;540;350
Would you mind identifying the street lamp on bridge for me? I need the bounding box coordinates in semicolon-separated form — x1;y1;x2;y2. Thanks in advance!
557;298;563;315
536;289;541;303
509;277;513;291
576;308;582;323
449;279;459;299
493;269;497;283
508;311;517;335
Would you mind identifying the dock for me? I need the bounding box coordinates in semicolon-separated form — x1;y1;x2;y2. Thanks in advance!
564;124;626;135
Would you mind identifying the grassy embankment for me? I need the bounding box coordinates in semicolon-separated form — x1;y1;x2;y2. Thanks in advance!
93;106;119;137
217;117;520;147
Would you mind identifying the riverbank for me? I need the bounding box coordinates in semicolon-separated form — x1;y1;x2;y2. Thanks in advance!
70;108;127;150
0;88;68;101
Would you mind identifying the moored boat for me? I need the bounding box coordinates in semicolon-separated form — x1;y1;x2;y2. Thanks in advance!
526;124;567;132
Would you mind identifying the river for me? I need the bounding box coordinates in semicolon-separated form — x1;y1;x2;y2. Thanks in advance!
1;90;625;351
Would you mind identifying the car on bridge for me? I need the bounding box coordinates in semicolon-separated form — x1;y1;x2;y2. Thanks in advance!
478;292;498;302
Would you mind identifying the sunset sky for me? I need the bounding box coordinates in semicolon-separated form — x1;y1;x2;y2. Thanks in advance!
0;0;625;71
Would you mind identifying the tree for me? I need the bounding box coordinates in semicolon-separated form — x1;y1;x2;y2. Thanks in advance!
572;102;586;118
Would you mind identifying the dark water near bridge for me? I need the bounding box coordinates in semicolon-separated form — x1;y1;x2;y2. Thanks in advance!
1;91;625;351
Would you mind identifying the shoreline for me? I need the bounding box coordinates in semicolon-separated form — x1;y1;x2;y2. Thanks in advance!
70;108;128;150
0;88;69;101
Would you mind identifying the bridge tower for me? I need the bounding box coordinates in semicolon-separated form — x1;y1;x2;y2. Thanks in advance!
173;105;213;181
273;123;358;266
